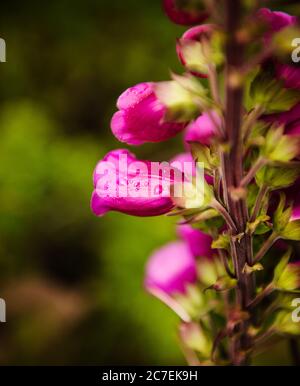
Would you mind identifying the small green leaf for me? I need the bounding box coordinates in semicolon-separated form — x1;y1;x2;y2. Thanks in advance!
211;233;230;250
260;126;300;162
280;220;300;241
250;71;300;113
205;276;237;292
273;193;291;233
190;142;219;172
246;214;270;235
273;248;292;284
256;164;300;190
243;263;264;275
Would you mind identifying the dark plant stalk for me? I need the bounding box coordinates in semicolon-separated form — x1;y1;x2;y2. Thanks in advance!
250;184;270;222
222;0;255;365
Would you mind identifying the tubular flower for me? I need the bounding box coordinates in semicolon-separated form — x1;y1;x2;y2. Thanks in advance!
145;240;197;295
110;82;186;145
184;111;221;146
177;224;213;259
258;8;300;89
91;149;178;217
257;7;297;33
163;0;208;26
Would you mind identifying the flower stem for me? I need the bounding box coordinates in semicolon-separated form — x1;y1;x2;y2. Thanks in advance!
211;198;237;232
247;284;275;309
240;157;267;188
222;0;255;365
250;184;269;223
252;232;279;265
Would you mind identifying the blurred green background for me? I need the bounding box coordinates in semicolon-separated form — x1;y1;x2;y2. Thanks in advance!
0;0;298;365
0;0;188;365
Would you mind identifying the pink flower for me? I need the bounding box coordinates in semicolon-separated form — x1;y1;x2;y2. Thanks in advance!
170;152;214;185
176;25;215;77
111;82;186;145
284;178;300;221
257;8;297;33
91;149;177;217
257;8;299;89
145;241;197;295
177;224;213;259
163;0;208;26
291;205;300;221
276;63;300;90
184;111;221;146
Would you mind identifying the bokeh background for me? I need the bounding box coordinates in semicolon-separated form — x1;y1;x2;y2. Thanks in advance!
0;0;299;365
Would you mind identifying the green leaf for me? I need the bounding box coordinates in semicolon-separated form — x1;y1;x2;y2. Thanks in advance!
211;233;230;250
243;263;264;275
246;214;270;235
274;248;292;283
274;310;300;335
205;275;237;292
256;164;300;190
273;193;291;233
250;71;300;113
190;142;219;172
280;220;300;241
261;126;300;162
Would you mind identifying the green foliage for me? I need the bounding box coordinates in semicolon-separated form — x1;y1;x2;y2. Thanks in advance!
256;164;300;190
260;127;300;162
250;71;300;113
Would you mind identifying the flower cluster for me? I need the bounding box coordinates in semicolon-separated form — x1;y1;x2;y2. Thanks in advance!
91;0;300;365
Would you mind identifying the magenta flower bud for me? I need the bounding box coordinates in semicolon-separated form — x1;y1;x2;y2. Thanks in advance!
145;241;197;295
163;0;209;26
176;24;215;77
184;111;221;146
291;205;300;221
91;149;177;217
275;63;300;90
177;224;213;259
257;8;297;33
111;82;186;145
